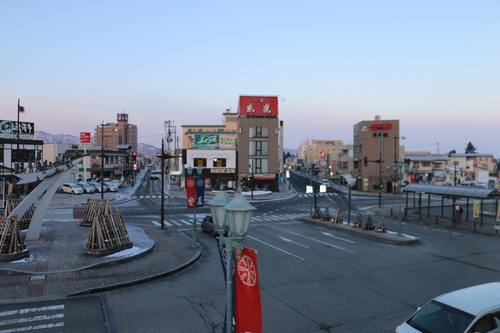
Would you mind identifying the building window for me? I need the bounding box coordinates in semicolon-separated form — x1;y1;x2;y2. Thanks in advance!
342;161;348;169
249;158;268;173
193;158;206;167
249;141;268;156
212;158;226;167
249;127;269;138
422;162;430;167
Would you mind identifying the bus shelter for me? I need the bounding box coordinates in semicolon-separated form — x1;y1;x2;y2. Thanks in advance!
402;184;500;226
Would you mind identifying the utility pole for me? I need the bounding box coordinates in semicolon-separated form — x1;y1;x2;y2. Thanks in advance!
161;138;165;229
164;121;176;192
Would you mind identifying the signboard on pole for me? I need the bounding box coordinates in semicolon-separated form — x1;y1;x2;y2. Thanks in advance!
235;246;262;333
186;177;205;209
473;200;481;219
80;132;91;146
0;120;35;139
331;161;337;173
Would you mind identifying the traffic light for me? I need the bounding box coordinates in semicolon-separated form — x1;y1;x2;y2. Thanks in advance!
182;149;187;164
363;156;368;166
132;151;137;161
380;183;384;189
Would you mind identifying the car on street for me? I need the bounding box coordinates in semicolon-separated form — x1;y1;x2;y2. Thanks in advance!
150;171;161;180
104;182;119;192
321;179;330;187
201;215;228;238
77;182;96;194
109;179;122;188
89;182;108;193
395;282;500;333
76;177;93;184
60;183;84;195
472;181;488;188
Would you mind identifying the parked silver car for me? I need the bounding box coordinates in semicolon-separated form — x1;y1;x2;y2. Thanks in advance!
89;182;108;193
104;182;119;192
77;182;95;194
60;183;84;195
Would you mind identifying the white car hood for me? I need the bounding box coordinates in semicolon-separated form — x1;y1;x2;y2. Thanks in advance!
396;323;422;332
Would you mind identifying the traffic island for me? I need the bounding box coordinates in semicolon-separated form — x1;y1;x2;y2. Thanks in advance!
297;216;419;245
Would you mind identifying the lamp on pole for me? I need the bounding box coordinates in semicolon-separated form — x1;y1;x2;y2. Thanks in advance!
16;99;25;163
208;186;256;333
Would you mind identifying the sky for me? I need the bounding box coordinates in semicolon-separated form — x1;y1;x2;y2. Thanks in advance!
1;1;499;157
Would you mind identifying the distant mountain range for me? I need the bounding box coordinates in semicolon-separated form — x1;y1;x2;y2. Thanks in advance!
34;131;161;156
34;131;297;156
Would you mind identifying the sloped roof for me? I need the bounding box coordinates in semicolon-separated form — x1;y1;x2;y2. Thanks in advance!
403;184;500;199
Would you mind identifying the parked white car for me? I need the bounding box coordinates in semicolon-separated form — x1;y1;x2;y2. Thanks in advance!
396;282;500;333
109;179;122;188
77;182;95;194
104;182;119;192
60;183;84;195
89;182;108;193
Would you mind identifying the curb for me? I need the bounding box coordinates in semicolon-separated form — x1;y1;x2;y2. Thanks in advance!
68;247;205;297
297;216;419;245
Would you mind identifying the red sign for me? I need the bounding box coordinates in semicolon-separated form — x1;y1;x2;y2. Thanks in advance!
235;246;262;333
320;151;326;159
331;160;337;172
80;132;91;145
239;95;278;117
370;123;392;131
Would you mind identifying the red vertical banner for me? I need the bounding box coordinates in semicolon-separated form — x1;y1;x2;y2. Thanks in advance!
235;246;262;333
186;177;196;208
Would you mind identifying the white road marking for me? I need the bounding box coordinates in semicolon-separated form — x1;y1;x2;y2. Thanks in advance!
278;236;309;248
247;235;305;261
283;230;356;254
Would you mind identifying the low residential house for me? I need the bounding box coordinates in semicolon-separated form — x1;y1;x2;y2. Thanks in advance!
404;154;448;184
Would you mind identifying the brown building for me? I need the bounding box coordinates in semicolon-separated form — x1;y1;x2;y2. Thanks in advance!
94;113;138;153
236;95;282;191
353;116;400;192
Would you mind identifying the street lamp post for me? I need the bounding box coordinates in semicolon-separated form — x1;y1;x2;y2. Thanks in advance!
208;187;256;333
